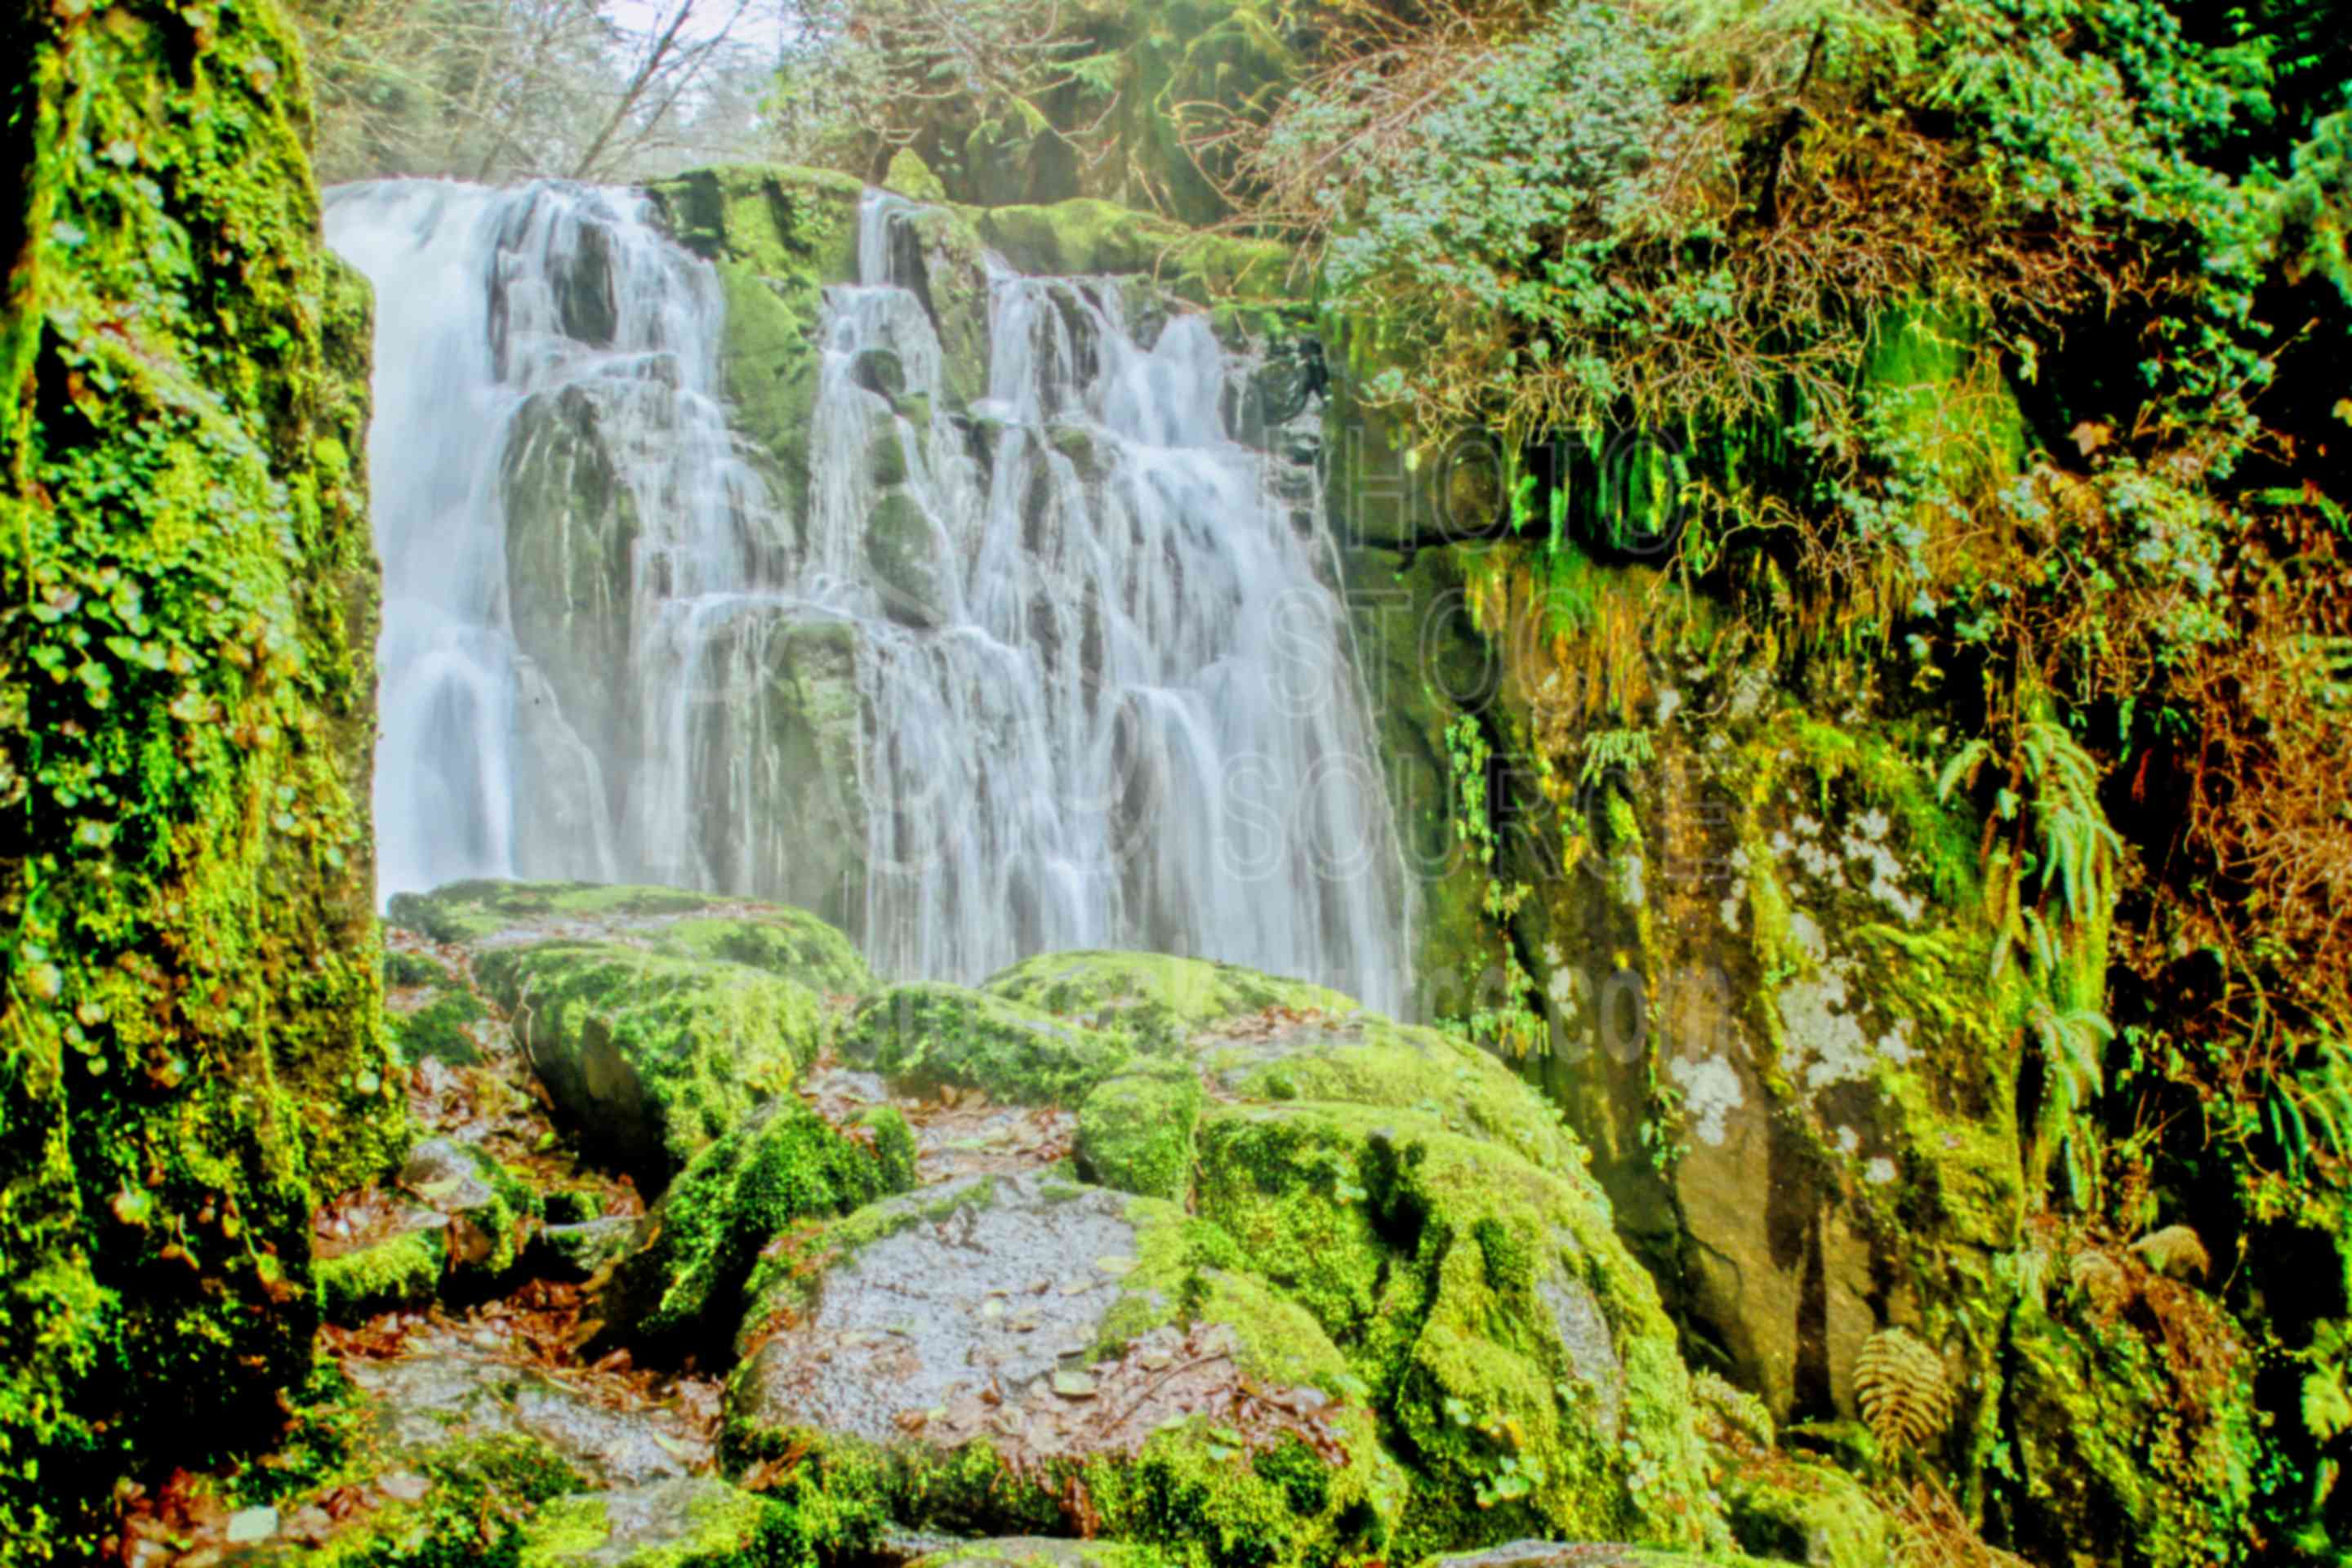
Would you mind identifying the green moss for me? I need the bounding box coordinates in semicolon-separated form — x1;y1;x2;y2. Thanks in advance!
647;164;863;284
386;948;457;989
0;0;402;1548
390;987;489;1067
521;1478;808;1567
983;950;1358;1054
306;1432;589;1567
601;1097;919;1355
474;939;824;1188
318;1231;443;1324
1076;1067;1207;1199
1193;1098;1720;1559
1719;1454;1895;1568
645;915;871;996
884;148;949;203
384;882;870;994
2002;1286;2258;1568
1196;1015;1588;1176
839;982;1134;1105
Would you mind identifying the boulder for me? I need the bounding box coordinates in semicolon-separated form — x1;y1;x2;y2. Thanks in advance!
838;982;1135;1105
385;879;871;996
724;1171;1395;1564
981;950;1358;1054
472;939;825;1190
595;1095;919;1356
911;1542;1174;1568
1076;1065;1205;1200
1188;1082;1714;1554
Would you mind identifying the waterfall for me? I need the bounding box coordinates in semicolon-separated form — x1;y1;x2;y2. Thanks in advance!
329;179;1409;1013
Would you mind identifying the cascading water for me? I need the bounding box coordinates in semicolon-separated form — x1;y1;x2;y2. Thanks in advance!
330;179;1409;1013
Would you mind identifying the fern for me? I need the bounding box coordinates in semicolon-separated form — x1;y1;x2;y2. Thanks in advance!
1855;1327;1953;1458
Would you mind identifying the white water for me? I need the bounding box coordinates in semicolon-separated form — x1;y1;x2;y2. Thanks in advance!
328;179;1408;1013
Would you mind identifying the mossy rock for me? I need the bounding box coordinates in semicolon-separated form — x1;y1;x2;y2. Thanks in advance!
967;201;1289;304
837;982;1134;1106
1194;1097;1719;1558
519;1477;803;1566
1;0;401;1540
982;950;1358;1055
885;148;951;204
385;879;871;995
1430;1545;1771;1568
646;164;865;285
389;984;491;1067
529;1218;637;1284
1195;1012;1588;1175
474;940;825;1190
596;1096;919;1356
1999;1279;2257;1568
724;1172;1396;1566
1077;1066;1207;1200
1717;1453;1895;1567
318;1138;541;1323
318;1230;445;1324
913;1542;1177;1568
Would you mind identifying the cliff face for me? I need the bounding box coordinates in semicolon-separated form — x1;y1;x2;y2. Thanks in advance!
0;0;400;1550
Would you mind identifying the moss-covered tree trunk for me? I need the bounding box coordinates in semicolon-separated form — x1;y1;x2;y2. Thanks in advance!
0;0;400;1551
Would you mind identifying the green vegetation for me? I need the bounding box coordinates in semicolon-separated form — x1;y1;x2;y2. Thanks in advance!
0;0;400;1551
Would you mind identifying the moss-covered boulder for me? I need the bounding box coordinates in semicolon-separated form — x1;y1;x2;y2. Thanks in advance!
982;949;1358;1054
1077;1065;1207;1199
1188;1067;1717;1556
595;1095;919;1356
838;982;1135;1105
519;1477;802;1566
386;879;872;994
724;1172;1396;1566
0;0;401;1546
474;940;826;1189
1999;1250;2257;1568
1715;1453;1894;1568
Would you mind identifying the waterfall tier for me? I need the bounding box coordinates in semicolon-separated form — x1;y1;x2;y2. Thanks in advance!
329;178;1408;1013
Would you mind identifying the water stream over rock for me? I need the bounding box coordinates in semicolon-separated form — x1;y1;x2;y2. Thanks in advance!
329;179;1407;1013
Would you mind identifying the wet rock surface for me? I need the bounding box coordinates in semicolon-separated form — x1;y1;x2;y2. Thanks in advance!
732;1173;1148;1446
164;890;1927;1567
347;1327;715;1488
